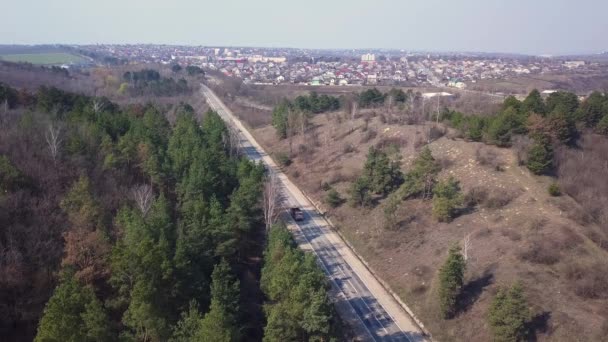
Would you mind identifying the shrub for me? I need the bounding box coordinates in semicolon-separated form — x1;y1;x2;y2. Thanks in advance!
320;181;331;192
518;239;561;265
275;152;291;167
463;186;488;208
488;283;531;342
342;143;355;154
548;182;561;196
325;189;343;208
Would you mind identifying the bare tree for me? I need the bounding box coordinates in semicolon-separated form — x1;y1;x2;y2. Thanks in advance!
132;184;155;217
45;123;63;163
263;172;283;231
92;98;105;115
225;125;241;158
463;233;472;263
350;101;358;121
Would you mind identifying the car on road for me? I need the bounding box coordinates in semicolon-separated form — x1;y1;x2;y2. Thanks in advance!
290;207;304;221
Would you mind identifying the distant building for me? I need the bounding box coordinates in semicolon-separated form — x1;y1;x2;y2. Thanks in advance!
564;61;585;69
361;53;375;63
366;73;378;85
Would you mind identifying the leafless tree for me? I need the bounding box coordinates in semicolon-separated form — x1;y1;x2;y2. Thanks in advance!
225;125;241;158
463;233;472;263
131;184;155;217
92;99;105;115
263;172;282;231
45;123;63;163
350;101;358;121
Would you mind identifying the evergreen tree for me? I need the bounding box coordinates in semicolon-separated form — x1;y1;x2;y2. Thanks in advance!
438;244;466;318
526;140;553;175
545;91;579;116
399;147;441;199
271;100;290;139
596;114;608;135
349;177;372;207
522;89;546;115
577;91;606;127
488;283;531;342
362;147;404;195
432;177;463;222
486;107;525;147
35;273;112;342
170;301;203;342
196;260;240;342
168;110;204;179
502;96;522;113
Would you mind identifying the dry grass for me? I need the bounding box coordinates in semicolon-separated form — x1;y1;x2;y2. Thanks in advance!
245;98;608;341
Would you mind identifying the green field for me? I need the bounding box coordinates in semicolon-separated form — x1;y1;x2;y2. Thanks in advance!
0;52;85;65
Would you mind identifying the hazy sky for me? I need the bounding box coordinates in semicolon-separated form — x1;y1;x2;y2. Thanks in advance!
1;0;606;55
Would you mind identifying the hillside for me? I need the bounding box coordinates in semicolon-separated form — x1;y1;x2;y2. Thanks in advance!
234;94;608;341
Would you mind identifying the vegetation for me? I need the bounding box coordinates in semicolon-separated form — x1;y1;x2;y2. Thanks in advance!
325;188;343;208
358;88;386;108
0;52;85;65
122;69;190;96
0;83;275;340
261;223;340;341
432;177;463;222
548;182;561;196
361;146;404;195
488;283;531;342
438;245;466;319
441;89;608;175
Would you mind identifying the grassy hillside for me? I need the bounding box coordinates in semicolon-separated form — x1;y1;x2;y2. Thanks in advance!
241;102;608;341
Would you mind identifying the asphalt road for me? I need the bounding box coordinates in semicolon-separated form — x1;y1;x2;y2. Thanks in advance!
200;84;427;342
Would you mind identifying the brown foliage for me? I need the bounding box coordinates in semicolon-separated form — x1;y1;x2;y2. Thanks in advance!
62;229;110;284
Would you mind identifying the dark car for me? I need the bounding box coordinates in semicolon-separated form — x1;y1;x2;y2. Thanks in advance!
290;207;304;221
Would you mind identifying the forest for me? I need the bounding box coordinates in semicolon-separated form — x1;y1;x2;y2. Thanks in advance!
0;82;339;341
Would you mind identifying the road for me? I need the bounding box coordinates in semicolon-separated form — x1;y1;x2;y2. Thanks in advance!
200;84;428;342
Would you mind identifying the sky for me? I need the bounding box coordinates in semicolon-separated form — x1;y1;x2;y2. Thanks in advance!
1;0;606;55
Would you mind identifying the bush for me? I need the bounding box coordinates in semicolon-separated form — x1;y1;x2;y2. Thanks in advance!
325;189;343;208
275;152;291;167
548;182;561;196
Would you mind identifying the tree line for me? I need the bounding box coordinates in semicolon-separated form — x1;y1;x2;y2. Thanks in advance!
0;83;338;341
122;69;191;97
442;89;608;175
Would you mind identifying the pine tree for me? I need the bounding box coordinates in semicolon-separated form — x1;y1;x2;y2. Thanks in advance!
349;177;372;207
170;301;204;342
527;140;553;175
432;177;463;222
438;244;466;318
522;89;546;115
35;273;112;342
488;282;531;342
196;260;240;342
362;146;403;195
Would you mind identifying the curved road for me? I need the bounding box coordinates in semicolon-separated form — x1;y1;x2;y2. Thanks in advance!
201;84;428;342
